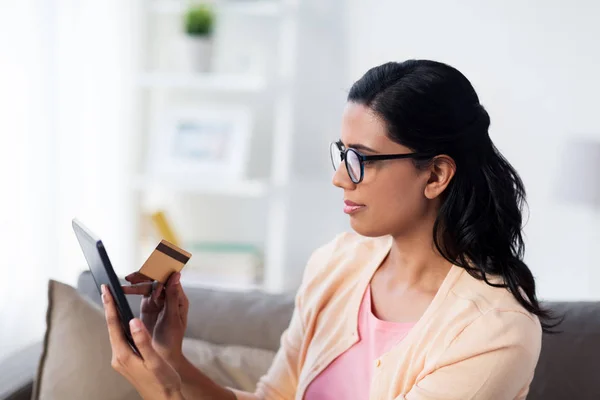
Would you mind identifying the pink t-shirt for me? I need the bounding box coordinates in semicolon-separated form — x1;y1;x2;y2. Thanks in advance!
305;284;415;399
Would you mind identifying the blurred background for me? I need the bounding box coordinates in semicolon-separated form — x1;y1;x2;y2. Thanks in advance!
0;0;599;364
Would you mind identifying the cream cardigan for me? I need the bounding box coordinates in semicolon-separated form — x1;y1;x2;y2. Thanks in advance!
234;232;541;400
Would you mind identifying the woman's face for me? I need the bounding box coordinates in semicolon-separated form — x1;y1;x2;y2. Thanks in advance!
332;102;436;238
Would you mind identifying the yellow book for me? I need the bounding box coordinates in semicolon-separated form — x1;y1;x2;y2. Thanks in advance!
150;210;180;247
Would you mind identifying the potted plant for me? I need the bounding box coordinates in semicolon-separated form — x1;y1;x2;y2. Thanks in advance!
183;4;215;72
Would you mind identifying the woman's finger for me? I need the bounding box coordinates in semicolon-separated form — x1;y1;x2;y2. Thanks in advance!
125;272;153;284
177;282;189;327
129;318;163;370
151;282;165;303
122;283;153;296
102;285;135;365
165;273;181;322
167;272;189;326
167;272;180;287
166;272;188;325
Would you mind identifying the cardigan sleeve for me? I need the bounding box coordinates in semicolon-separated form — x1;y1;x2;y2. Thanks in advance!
401;309;542;400
233;234;341;400
240;303;305;400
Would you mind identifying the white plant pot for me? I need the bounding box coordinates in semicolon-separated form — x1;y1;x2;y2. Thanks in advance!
184;36;213;73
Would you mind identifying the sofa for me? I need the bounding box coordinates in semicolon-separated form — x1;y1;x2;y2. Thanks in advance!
0;270;599;399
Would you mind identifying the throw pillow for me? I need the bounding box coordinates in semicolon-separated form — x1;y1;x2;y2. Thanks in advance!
33;280;141;400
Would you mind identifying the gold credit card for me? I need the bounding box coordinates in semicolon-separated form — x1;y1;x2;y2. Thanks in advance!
139;240;192;283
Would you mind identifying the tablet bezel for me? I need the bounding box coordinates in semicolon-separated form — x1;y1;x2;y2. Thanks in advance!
72;218;140;355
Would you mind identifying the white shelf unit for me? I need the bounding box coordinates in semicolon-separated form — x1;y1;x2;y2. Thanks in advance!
149;0;284;17
133;175;269;198
129;0;299;293
136;72;267;92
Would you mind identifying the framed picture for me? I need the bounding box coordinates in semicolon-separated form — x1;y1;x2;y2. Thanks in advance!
147;105;253;181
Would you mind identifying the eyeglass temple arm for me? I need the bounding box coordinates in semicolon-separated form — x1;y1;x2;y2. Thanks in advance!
360;153;431;161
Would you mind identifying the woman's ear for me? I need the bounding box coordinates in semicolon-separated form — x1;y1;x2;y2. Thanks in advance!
424;155;456;199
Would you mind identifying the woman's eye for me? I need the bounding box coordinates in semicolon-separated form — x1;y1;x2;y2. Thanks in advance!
362;160;375;166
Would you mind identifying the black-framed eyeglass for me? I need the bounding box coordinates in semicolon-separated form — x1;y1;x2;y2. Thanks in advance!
329;140;432;184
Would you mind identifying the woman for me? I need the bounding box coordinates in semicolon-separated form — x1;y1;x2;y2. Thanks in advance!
101;59;556;400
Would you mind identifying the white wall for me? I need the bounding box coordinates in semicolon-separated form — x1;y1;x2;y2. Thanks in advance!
0;0;55;359
53;0;134;282
0;0;134;360
284;0;351;289
346;0;600;300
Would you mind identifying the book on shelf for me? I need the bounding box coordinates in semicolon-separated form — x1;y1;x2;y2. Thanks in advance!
181;241;263;286
150;210;181;247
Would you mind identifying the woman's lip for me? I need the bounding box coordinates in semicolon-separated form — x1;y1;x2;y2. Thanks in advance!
344;200;365;207
343;202;365;214
344;205;365;214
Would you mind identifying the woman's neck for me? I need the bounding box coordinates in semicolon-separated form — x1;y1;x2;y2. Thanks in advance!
383;223;451;293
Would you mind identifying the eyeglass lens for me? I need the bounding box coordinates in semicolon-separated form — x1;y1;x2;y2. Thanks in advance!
330;143;361;183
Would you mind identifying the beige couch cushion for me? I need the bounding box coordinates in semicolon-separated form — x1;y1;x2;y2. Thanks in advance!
182;340;274;392
33;280;276;399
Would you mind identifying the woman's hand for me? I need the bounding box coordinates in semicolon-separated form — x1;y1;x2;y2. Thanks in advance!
102;284;185;400
122;272;189;370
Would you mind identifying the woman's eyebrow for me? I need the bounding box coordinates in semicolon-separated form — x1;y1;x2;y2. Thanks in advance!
347;142;379;153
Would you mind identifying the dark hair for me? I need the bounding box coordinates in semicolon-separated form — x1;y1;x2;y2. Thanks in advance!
348;60;560;333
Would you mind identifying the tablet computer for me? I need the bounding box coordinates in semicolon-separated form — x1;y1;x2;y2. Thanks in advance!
72;218;140;355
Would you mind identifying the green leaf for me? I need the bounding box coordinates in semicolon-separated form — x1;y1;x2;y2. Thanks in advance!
184;4;215;36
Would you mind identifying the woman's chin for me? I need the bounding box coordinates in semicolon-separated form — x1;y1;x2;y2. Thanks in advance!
349;216;388;238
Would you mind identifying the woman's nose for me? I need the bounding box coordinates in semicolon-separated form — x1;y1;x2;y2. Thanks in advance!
332;162;356;190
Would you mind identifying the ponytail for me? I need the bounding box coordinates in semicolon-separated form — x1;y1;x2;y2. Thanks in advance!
434;132;561;332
